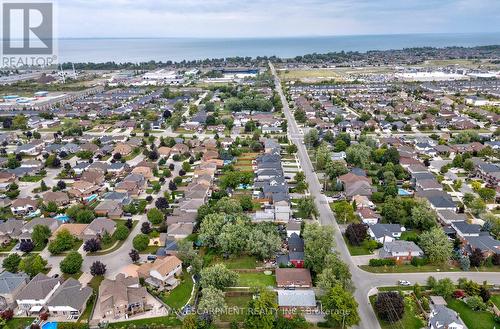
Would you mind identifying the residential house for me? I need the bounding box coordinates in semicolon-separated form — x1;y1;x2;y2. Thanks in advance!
276;268;312;288
94;200;123;219
46;278;92;319
338;172;373;199
0;219;23;244
0;271;29;311
137;255;183;290
16;273;61;315
379;240;424;262
277;290;316;311
429;304;466;329
98;273;148;319
463;235;500;258
10;198;37;216
368;224;404;243
19;217;60;243
357;207;380;225
82;217;117;241
81;170;105;185
42;191;70;206
451;221;482;240
68;180;100;199
49;224;88;241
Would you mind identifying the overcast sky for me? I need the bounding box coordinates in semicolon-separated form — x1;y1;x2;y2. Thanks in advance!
56;0;500;38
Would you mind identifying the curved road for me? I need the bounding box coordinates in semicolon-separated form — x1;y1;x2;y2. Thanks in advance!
269;62;500;329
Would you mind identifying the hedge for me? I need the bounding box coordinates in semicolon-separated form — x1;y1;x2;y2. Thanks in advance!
369;258;396;267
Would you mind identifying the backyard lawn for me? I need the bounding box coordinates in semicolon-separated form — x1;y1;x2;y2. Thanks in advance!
236;272;275;288
370;295;424;329
161;272;194;310
213;255;263;269
219;295;253;322
446;298;496;329
5;318;35;329
107;316;181;328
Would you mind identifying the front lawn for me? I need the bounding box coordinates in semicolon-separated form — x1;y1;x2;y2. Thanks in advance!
342;235;372;256
62;271;82;280
492;294;500;309
370;295;424;329
360;264;460;273
446;298;495;329
0;240;18;252
107;316;181;328
236;272;275;288
161;272;194;310
19;175;45;182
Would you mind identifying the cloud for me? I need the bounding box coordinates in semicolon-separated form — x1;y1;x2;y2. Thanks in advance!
55;0;500;38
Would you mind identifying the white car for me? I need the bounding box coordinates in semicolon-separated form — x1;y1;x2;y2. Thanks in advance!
398;280;411;286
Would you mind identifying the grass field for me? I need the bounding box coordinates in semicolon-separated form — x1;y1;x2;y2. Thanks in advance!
213;255;263;269
370;295;424;329
219;295;253;322
107;316;181;328
343;235;372;256
161;272;194;310
492;294;500;309
236;272;275;288
361;264;461;273
5;318;35;329
446;298;496;329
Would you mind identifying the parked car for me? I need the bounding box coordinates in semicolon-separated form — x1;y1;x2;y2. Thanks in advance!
147;255;157;262
398;280;411;286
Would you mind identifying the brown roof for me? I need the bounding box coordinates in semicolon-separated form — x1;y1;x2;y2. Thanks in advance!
276;268;312;288
137;255;182;278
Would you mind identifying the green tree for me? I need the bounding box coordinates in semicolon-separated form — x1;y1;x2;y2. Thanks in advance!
303;223;334;274
60;251;83;274
76;209;95;224
198;286;226;316
244;289;277;329
48;229;76;254
297;197;318;219
478;188;496;202
346;143;372;168
215;197;243;214
409;200;437;230
147;208;164;225
326;161;348;179
239;195;254;211
132;234;149;251
469;196;486;216
31;224;51;248
322;284;360;327
199;213;226;248
433;278;455;298
2;253;21;273
200;264;238;290
19;254;47;277
418;227;453;264
333;201;356;223
247;225;281;260
317;254;352;292
303;128;319;147
113;224;129;241
218;218;250;256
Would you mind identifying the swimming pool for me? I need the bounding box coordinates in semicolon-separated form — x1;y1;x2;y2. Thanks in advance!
54;214;69;222
85;194;98;203
398;188;413;196
42;322;57;329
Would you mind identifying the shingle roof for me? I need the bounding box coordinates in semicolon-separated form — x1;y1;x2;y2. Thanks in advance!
47;278;92;310
0;271;29;294
16;273;59;300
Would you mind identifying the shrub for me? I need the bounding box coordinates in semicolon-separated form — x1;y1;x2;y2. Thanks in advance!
411;257;429;267
369;258;396;267
466;295;487;311
453;290;465;299
60;251;83;274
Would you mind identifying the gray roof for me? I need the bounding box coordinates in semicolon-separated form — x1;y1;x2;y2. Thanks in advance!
369;224;403;239
277;289;316;307
46;278;92;310
452;221;481;235
383;240;423;254
0;272;29;294
429;305;466;329
465;235;500;254
16;273;60;300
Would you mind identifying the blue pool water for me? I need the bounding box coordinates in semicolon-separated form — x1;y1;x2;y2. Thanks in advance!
42;322;57;329
398;188;412;196
85;194;98;203
54;214;69;222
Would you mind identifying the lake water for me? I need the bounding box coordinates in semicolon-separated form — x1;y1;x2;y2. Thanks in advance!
56;33;500;63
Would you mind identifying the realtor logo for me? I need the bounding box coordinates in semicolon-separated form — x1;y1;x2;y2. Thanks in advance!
1;1;56;67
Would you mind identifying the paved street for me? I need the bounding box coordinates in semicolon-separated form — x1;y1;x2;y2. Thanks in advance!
269;61;500;329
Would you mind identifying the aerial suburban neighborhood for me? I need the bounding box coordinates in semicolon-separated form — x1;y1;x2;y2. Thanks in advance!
0;45;499;329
